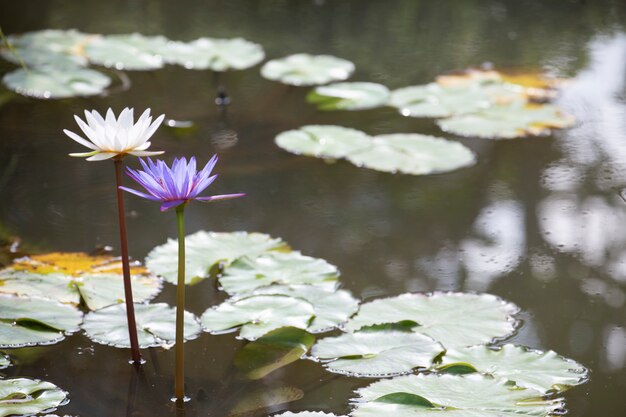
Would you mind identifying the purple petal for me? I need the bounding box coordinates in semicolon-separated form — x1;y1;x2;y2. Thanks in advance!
160;200;186;212
196;193;245;202
118;186;161;201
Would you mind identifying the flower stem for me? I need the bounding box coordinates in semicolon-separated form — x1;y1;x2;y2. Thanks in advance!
114;158;142;364
174;205;186;401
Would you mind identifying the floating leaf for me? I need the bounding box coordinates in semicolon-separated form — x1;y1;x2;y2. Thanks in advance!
164;37;265;71
234;327;315;379
346;134;476;175
311;331;443;377
261;54;355;86
84;33;167;70
201;294;315;340
146;231;288;285
307;82;390;110
229;386;304;416
0;378;68;417
275;125;372;159
2;65;111;99
252;285;358;333
0;295;82;348
11;252;147;276
389;82;523;118
272;413;346;417
81;302;202;348
346;292;519;348
219;252;339;295
437;103;574;139
352;373;564;417
0;29;89;67
437;344;588;394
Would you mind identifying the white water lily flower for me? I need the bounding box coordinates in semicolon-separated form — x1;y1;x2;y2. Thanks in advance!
64;107;165;161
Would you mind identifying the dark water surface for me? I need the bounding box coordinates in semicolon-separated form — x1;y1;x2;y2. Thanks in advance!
1;1;626;416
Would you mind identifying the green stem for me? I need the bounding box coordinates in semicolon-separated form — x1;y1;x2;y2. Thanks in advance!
174;205;186;401
114;158;142;364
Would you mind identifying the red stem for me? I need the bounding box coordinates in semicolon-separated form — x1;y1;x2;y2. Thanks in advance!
114;158;142;364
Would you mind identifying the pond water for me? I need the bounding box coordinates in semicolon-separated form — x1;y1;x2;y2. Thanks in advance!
1;0;626;416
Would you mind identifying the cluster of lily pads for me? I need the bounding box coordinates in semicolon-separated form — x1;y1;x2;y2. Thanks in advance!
0;29;265;98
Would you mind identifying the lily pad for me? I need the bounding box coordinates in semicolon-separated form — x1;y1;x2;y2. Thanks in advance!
0;378;68;417
311;331;443;377
437;344;588;394
273;413;346;417
146;231;288;285
2;65;111;99
0;29;89;67
164;37;265;71
229;386;304;416
201;294;315;340
234;327;315;379
352;373;564;417
275;125;372;159
389;82;523;118
437;103;574;139
81;302;202;348
307;82;390;110
10;252;148;276
84;33;168;70
345;292;519;348
346;134;476;175
252;285;359;333
261;54;355;86
0;295;82;348
219;251;339;295
0;269;162;311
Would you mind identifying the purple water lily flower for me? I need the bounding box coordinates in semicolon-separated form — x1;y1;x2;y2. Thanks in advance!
120;155;244;211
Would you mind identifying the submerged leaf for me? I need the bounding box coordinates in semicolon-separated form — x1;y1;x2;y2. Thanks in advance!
219;251;339;295
252;285;359;333
234;327;315;379
311;331;443;377
201;294;315;340
346;292;519;348
229;386;304;416
2;65;111;99
0;378;67;417
146;231;288;285
164;37;265;71
272;413;346;417
81;303;201;348
437;344;588;394
0;354;11;369
275;125;372;159
352;373;564;417
307;82;390;110
0;295;82;348
261;54;355;86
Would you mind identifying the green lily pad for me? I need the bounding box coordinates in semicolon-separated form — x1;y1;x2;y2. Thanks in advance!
346;292;519;348
273;413;346;417
146;231;288;285
389;82;523;118
352;373;563;417
0;378;68;417
229;386;304;416
219;251;339;295
437;344;588;394
0;29;89;67
164;37;265;71
84;33;167;70
0;269;162;310
234;327;315;379
275;125;372;159
252;285;359;333
201;294;315;340
307;82;390;110
81;302;202;348
311;331;443;377
2;65;111;99
437;103;574;139
261;54;355;86
0;354;10;369
346;134;476;175
0;295;82;348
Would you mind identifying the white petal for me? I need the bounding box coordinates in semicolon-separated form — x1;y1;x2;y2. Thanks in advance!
86;152;118;161
74;115;104;149
69;150;100;157
143;114;165;141
128;150;165;157
63;129;98;150
105;108;117;127
119;107;134;129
